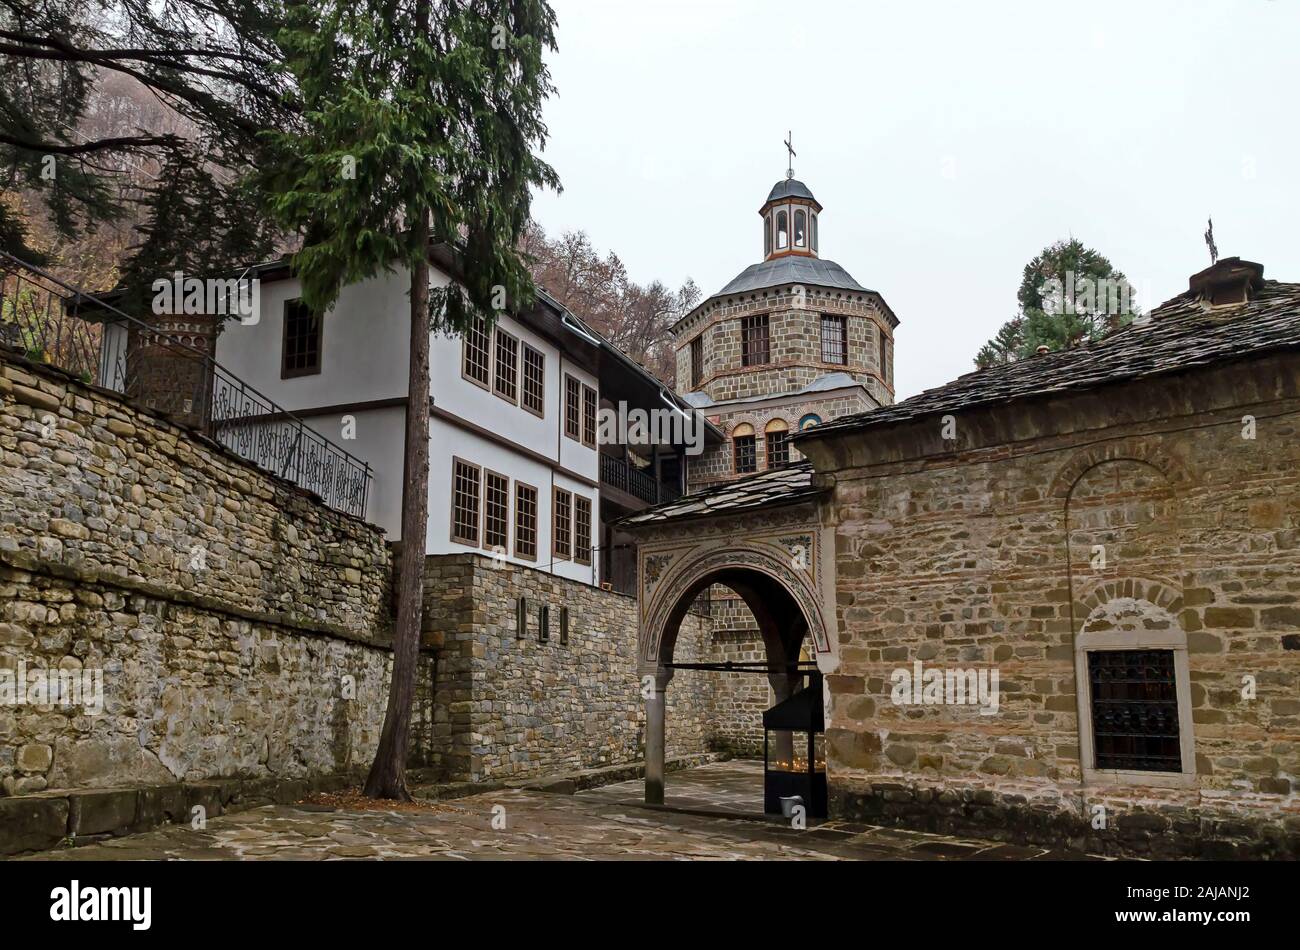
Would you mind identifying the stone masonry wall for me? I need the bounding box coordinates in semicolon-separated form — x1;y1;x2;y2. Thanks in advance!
0;351;397;795
814;359;1300;858
420;553;716;782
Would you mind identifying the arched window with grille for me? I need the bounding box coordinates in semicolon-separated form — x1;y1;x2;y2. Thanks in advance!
765;419;790;469
732;423;757;474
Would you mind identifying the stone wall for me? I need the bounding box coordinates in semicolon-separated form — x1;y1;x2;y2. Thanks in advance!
419;553;716;781
0;351;397;795
806;354;1300;858
673;286;894;405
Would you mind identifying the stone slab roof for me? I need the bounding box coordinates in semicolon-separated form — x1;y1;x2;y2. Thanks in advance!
802;279;1300;440
615;461;820;528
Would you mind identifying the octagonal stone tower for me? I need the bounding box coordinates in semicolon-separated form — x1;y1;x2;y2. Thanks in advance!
672;174;899;490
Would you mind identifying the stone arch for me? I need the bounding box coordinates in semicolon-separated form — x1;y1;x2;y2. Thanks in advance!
641;542;830;671
1049;438;1192;500
1076;577;1184;625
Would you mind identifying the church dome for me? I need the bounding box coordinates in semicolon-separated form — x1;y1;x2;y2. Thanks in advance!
765;178;819;206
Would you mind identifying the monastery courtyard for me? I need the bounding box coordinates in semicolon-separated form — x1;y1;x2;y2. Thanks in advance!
17;762;1096;861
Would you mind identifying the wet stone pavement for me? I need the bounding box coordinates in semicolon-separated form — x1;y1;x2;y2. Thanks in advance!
17;761;1099;861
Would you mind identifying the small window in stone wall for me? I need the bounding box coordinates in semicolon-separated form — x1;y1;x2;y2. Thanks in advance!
539;604;550;642
1088;649;1182;772
560;606;569;645
517;596;528;639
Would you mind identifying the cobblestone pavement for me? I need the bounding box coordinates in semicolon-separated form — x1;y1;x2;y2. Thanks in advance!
17;762;1097;861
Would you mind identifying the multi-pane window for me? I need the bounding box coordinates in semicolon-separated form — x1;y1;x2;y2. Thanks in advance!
483;470;509;551
1088;650;1182;773
581;384;598;448
282;300;323;377
766;425;790;469
690;335;704;388
553;488;572;560
821;315;847;365
463;318;491;387
733;424;756;474
564;375;581;440
515;482;538;560
522;343;545;416
574;495;592;565
451;459;480;544
494;329;518;403
741;315;770;367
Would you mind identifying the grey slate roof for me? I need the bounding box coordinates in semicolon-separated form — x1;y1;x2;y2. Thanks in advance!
615;461;820;528
802;280;1300;440
765;178;818;205
715;256;869;297
681;371;865;409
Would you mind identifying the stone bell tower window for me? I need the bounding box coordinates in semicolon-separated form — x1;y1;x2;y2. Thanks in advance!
776;210;788;250
764;214;773;257
794;210;807;249
811;213;818;253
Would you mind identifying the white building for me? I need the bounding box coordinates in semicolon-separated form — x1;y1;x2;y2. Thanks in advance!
212;244;719;589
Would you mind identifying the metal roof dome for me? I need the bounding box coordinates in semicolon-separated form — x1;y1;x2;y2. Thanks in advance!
764;178;818;206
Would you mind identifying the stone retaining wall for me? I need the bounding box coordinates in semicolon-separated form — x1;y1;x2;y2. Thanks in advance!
0;350;398;798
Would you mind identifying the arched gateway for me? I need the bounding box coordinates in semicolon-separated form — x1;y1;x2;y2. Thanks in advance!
615;462;839;804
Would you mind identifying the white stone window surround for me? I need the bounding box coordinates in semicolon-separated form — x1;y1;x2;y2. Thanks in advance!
1073;598;1197;789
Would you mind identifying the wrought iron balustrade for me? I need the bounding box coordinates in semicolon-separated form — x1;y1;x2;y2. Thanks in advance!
0;251;372;519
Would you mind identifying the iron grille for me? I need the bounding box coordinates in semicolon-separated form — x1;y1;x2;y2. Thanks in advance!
1088;649;1182;772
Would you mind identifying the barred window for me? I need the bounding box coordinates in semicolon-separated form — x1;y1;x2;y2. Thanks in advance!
732;423;756;475
741;315;769;367
877;324;886;378
821;315;847;365
494;329;518;403
574;495;592;565
581;384;598;448
483;470;509;551
1088;650;1182;773
553;487;572;560
690;335;703;388
765;420;790;469
515;482;538;560
564;375;581;441
282;300;323;378
463;318;491;387
451;459;480;544
522;343;545;416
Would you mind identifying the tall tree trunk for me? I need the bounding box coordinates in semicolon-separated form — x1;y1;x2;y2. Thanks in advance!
364;212;431;800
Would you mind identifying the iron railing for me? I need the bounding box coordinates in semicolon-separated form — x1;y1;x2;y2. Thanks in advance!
599;451;681;506
0;251;372;519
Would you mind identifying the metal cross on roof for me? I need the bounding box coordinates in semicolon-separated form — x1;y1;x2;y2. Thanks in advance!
784;131;796;180
1205;216;1219;265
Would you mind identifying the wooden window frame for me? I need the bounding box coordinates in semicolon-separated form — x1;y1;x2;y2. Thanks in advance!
563;374;582;442
482;468;510;553
493;328;519;404
462;317;491;390
734;434;757;475
766;429;790;469
741;315;770;367
820;314;847;366
581;384;598;449
690;335;704;389
574;494;592;565
514;481;538;561
450;457;481;546
553;486;572;561
521;343;545;417
281;299;323;379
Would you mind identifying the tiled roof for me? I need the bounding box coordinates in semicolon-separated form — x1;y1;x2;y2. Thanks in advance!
615;462;820;527
714;256;869;297
802;280;1300;440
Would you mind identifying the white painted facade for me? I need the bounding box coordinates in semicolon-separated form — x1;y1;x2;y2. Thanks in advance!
214;261;602;584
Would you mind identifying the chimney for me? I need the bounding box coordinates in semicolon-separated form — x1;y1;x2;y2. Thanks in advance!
1188;257;1264;307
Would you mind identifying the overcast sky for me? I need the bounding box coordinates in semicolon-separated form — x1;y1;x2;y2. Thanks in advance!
527;0;1300;400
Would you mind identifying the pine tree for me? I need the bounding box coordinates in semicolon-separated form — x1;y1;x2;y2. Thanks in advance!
262;0;559;799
